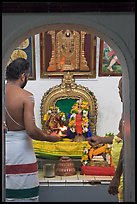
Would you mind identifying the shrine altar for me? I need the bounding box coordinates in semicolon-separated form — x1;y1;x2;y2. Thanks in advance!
33;139;89;159
33;72;114;176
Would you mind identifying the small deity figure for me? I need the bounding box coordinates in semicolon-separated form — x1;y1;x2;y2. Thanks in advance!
73;100;86;141
44;107;61;135
68;98;92;140
44;106;67;136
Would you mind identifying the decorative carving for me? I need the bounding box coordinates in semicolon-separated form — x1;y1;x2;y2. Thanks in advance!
60;72;77;91
80;31;89;71
40;30;97;78
41;72;98;135
48;31;56;70
56;29;79;71
47;29;89;72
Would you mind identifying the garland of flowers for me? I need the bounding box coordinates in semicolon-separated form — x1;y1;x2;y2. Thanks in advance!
105;132;114;165
68;99;90;134
81;133;114;166
81;142;91;166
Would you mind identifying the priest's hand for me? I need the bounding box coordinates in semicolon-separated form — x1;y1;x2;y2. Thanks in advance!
43;131;61;142
108;175;120;195
87;135;103;146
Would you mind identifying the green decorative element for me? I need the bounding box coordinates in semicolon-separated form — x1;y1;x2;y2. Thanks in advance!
105;132;115;137
6;186;39;199
36;154;80;159
56;98;77;115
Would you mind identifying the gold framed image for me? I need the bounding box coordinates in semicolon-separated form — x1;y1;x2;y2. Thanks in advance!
8;36;36;80
40;30;97;78
99;39;122;76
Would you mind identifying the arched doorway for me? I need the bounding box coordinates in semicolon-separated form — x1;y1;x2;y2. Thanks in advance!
2;13;135;202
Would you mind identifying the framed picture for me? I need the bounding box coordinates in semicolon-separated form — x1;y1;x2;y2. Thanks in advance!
8;36;36;80
99;39;122;76
40;30;97;78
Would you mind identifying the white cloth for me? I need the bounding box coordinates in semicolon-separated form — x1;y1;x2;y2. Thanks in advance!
5;130;39;202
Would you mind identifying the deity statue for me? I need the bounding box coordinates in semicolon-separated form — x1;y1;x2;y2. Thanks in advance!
44;107;61;135
43;106;67;136
68;99;92;141
75;105;83;136
73;99;86;141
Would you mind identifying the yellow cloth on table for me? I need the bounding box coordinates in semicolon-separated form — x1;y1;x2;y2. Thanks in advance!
33;139;90;157
111;135;123;202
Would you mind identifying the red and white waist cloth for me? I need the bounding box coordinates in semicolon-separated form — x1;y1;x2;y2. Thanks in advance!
5;130;39;202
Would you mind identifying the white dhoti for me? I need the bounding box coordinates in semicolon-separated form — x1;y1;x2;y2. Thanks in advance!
5;130;39;202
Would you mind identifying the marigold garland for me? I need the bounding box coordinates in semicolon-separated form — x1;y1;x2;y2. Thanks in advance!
81;133;114;166
68;99;90;134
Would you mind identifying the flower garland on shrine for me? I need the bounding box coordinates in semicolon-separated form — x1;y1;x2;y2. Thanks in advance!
43;106;66;123
81;133;114;166
68;99;90;134
81;142;91;166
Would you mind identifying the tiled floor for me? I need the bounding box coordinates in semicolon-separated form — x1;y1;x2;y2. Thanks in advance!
39;170;113;186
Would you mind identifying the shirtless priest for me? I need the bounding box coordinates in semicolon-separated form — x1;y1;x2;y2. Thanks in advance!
4;58;60;202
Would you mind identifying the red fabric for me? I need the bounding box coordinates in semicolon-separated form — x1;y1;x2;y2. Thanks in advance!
81;166;115;176
76;114;82;134
107;50;120;64
6;162;38;174
107;50;115;57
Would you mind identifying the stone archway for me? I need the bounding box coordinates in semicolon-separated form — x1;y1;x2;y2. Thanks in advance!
2;13;135;202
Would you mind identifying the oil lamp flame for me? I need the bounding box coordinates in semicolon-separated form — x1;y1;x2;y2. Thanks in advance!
58;126;67;136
